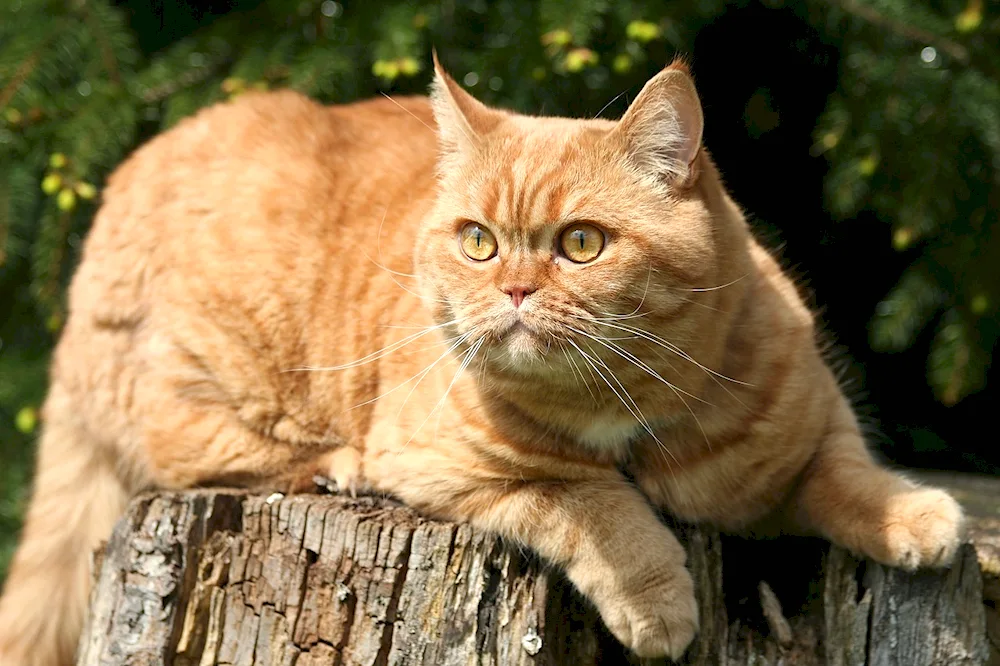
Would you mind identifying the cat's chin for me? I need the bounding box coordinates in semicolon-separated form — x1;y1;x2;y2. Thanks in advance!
492;322;552;370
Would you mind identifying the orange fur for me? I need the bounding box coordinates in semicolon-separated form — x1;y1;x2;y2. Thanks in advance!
0;61;964;664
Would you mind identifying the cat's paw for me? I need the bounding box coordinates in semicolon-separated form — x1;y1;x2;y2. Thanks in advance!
871;488;964;570
592;566;698;659
314;447;369;498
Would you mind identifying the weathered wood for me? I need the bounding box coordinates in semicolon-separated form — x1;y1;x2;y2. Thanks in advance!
914;472;1000;576
914;471;1000;665
78;490;989;666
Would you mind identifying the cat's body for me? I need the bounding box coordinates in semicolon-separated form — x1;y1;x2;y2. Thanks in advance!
0;60;964;666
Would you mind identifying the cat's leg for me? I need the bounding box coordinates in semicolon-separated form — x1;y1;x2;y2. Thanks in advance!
367;446;698;659
785;399;964;570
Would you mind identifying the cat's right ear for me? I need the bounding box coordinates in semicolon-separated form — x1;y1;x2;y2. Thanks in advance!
430;51;502;159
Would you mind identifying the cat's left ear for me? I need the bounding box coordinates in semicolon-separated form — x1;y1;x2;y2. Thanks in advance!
429;51;503;160
612;60;704;186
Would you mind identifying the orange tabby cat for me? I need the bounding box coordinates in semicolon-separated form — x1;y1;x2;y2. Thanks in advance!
0;56;964;665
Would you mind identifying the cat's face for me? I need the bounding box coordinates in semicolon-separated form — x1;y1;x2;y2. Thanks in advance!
417;60;720;379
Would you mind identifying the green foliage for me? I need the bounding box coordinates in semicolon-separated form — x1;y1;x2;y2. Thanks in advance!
0;350;47;579
0;0;997;573
817;0;999;405
870;266;946;352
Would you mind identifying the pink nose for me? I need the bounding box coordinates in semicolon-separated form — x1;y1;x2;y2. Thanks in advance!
504;285;537;308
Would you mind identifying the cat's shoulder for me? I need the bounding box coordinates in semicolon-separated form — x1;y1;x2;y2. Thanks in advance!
746;237;816;329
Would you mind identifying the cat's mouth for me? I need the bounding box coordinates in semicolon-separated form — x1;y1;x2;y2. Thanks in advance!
496;313;547;342
488;315;558;368
506;320;535;337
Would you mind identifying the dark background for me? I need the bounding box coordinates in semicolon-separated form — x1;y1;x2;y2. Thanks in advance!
687;5;995;473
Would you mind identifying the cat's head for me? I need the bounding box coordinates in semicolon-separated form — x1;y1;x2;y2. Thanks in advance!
415;55;747;383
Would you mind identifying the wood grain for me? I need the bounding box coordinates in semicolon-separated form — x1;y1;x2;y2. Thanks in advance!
77;491;989;665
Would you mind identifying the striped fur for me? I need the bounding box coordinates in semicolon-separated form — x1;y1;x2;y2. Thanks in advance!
0;61;963;664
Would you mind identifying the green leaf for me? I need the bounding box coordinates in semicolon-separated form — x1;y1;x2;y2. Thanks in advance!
927;309;989;406
870;267;946;352
953;71;1000;154
287;45;352;98
538;0;609;45
14;406;37;434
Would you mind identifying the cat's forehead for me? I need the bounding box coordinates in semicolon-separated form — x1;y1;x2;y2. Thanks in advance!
498;115;614;156
458;118;626;228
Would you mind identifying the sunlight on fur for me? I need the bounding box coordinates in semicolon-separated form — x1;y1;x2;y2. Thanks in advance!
0;55;964;665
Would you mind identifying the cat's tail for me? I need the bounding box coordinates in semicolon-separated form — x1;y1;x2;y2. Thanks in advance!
0;382;129;666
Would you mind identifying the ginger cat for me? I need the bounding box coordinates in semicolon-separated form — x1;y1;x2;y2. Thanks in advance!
0;56;964;665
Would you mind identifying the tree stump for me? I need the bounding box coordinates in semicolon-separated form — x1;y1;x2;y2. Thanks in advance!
77;490;989;666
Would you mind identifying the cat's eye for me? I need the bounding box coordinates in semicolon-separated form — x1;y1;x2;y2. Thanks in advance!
559;223;605;263
460;222;498;261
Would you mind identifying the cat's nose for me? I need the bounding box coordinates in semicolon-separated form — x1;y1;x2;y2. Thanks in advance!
504;285;537;308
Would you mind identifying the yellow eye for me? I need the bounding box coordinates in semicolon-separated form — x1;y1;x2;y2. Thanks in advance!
559;223;605;263
460;222;498;261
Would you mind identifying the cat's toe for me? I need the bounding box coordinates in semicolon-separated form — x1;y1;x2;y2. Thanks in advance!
628;600;698;660
879;488;964;570
597;568;698;659
318;447;370;498
312;474;337;493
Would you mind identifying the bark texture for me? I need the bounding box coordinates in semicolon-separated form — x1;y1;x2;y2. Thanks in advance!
77;490;989;666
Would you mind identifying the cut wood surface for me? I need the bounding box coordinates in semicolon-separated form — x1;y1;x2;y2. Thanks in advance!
78;489;991;666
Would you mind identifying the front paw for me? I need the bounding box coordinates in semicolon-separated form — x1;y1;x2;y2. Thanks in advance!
867;488;964;570
314;447;370;498
590;566;698;659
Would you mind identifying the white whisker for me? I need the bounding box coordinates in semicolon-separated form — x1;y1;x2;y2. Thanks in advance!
627;262;654;316
379;323;440;330
674;295;727;313
393;331;475;422
363;252;421;280
569;327;639;342
594;311;650;321
569;326;712;452
366;206;420;280
589;319;754;387
566;326;708;406
477;339;491;378
403;335;485;450
675;274;748;293
562;345;597;403
368;204;450;304
383;271;451;305
569;340;603;400
588;318;752;414
379;91;435;133
342;333;473;413
569;340;680;470
282;317;464;373
434;335;487;443
593;88;629;119
588;263;654;322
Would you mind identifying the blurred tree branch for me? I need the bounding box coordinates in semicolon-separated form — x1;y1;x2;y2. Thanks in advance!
833;0;1000;81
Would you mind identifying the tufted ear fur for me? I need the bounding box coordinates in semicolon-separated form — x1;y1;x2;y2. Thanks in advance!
612;60;704;186
429;51;504;162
